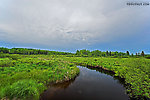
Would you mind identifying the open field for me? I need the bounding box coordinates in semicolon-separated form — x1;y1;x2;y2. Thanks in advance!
0;53;150;99
0;54;79;100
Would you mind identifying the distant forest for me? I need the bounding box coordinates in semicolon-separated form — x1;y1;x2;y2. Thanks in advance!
0;47;149;58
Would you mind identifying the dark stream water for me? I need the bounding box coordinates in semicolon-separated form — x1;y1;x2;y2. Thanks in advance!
40;66;129;100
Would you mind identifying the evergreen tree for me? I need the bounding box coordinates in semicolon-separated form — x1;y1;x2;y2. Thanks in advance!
109;51;111;56
126;51;130;55
136;53;138;56
131;53;134;57
141;51;145;57
106;51;109;56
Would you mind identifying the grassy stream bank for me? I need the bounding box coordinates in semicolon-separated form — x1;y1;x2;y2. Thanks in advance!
0;54;150;99
0;54;79;100
63;57;150;99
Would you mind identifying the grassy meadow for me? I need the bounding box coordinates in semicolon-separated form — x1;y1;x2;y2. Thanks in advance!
0;54;79;100
0;48;150;99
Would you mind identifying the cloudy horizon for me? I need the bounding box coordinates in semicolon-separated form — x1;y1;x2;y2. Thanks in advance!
0;0;150;53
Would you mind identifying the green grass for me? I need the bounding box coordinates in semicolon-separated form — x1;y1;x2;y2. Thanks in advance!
0;54;79;100
1;79;45;100
0;54;149;99
63;57;150;99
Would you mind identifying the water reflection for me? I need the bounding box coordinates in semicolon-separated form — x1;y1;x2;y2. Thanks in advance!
85;65;126;85
40;66;129;100
47;78;76;89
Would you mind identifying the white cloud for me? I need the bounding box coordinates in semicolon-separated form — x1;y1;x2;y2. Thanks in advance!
0;0;150;48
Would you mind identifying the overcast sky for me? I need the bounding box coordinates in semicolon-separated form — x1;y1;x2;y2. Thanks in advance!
0;0;150;53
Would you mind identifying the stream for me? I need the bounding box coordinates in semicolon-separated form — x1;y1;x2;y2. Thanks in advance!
40;66;129;100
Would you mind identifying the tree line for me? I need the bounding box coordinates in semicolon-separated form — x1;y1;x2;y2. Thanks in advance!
75;49;145;57
0;47;147;58
0;47;72;55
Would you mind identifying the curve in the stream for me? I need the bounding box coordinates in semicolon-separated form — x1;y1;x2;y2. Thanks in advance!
40;66;129;100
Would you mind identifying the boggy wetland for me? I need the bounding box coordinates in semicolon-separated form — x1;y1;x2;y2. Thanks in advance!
40;66;129;100
1;0;150;99
0;48;150;100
